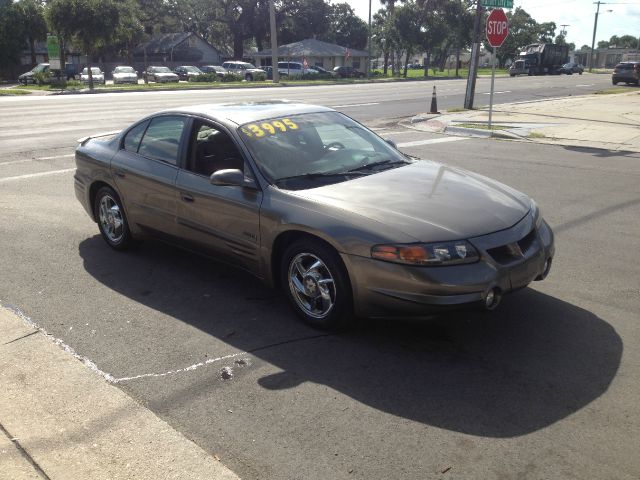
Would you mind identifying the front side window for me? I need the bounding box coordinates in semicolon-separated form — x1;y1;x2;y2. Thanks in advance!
186;121;244;177
238;112;410;190
138;116;187;165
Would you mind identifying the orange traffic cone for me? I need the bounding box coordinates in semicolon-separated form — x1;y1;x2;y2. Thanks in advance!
429;85;440;114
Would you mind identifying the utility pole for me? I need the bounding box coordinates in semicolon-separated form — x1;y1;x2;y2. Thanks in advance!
367;0;372;78
464;0;484;110
560;24;570;37
269;0;279;83
589;1;603;72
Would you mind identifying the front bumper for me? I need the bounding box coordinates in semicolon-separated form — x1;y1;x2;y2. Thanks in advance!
346;212;555;318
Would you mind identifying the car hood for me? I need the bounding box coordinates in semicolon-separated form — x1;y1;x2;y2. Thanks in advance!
289;161;531;242
154;72;177;77
114;72;136;77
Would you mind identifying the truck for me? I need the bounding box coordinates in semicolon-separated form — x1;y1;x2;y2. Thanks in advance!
509;43;569;76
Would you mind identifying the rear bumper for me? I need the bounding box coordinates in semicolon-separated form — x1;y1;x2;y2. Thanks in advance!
346;213;555;319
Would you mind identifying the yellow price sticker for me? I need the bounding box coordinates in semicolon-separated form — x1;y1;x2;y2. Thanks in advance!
240;118;299;139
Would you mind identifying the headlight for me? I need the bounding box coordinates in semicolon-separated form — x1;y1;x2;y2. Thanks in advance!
371;241;479;266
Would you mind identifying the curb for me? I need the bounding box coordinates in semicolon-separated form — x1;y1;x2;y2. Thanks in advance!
0;306;240;480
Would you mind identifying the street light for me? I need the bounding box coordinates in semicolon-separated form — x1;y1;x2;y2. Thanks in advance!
588;2;613;72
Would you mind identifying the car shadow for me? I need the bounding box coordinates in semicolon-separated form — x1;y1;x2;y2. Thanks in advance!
79;236;622;438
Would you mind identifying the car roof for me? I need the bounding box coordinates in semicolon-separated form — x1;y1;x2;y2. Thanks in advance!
163;101;334;125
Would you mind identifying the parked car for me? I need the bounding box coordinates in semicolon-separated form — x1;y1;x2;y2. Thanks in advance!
332;66;365;78
612;61;639;85
220;61;266;81
277;61;319;78
200;65;229;78
74;101;554;330
557;62;584;75
309;65;331;75
173;65;204;81
143;66;179;83
112;66;138;85
80;67;105;85
18;63;50;85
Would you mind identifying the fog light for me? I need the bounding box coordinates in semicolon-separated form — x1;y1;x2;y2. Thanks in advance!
535;257;552;281
484;288;501;310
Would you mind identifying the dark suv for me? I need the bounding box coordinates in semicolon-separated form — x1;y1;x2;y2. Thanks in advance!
332;66;365;78
612;62;639;85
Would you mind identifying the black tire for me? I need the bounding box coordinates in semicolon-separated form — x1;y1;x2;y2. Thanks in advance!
245;73;253;81
612;79;618;85
93;186;132;250
528;69;533;76
280;239;353;330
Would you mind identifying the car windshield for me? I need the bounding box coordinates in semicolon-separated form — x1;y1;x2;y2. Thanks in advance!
184;66;202;73
238;111;411;190
115;67;134;73
154;67;172;73
31;64;48;73
82;67;102;74
240;63;257;69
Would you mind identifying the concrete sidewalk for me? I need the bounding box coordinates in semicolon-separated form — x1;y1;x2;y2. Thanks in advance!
410;89;640;153
0;307;240;480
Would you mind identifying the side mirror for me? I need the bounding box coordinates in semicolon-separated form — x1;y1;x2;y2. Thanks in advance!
385;139;398;149
210;169;245;187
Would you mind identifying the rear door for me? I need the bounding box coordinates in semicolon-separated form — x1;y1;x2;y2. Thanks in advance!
110;115;188;237
174;119;263;273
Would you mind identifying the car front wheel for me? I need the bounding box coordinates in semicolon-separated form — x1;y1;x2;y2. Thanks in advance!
94;186;132;250
245;73;253;81
281;239;353;330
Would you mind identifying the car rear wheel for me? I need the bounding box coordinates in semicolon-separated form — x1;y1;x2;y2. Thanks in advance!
281;239;353;330
245;73;253;81
94;186;132;250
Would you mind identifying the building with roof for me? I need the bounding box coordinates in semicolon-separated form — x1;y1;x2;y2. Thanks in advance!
133;32;224;65
254;38;369;71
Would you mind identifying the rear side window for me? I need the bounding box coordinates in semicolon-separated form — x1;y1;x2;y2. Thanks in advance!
138;116;187;165
123;121;149;152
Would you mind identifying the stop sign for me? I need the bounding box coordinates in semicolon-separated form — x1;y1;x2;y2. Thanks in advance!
486;9;509;47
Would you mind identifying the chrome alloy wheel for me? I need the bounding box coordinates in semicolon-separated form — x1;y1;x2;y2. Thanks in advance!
98;195;124;244
288;253;336;319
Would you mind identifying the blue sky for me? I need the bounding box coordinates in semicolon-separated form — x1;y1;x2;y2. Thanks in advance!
345;0;640;49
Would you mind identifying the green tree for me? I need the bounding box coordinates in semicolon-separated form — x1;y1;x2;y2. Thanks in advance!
17;0;48;65
322;3;368;50
46;0;120;89
537;21;556;43
0;0;27;70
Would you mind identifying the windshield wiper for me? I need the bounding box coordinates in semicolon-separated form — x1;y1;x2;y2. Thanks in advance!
346;159;409;173
275;171;367;183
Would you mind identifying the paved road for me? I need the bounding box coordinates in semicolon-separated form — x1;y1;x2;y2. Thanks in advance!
0;73;613;155
1;80;638;479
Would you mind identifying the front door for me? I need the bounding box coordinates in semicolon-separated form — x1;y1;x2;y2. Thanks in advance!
174;119;263;274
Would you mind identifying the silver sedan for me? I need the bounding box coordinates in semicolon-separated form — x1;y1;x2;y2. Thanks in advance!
74;102;554;329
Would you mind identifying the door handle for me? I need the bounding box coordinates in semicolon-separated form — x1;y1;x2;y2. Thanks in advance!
180;193;194;203
113;168;126;178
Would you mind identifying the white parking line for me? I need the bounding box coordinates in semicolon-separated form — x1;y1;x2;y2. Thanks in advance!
481;91;512;95
0;168;75;183
0;153;74;166
397;137;469;148
330;102;380;108
576;84;594;87
36;153;75;160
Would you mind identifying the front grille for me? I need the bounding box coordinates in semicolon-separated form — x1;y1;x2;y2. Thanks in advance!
487;228;538;265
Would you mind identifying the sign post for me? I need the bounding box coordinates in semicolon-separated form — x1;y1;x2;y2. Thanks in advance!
485;8;509;129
